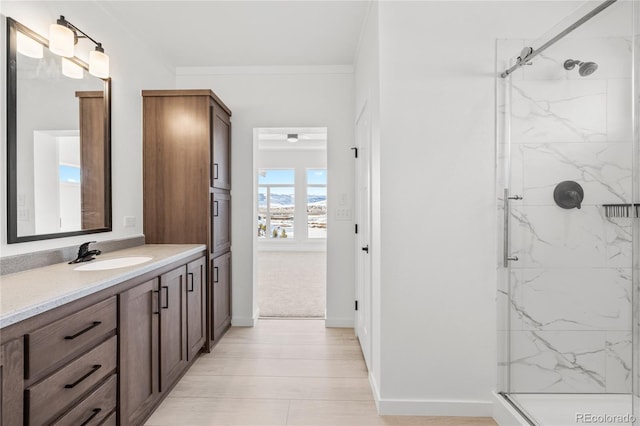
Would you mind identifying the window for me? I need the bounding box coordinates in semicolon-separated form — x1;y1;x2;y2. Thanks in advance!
258;169;294;239
307;169;327;239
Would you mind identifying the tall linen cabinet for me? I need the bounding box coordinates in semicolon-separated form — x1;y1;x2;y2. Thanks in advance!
142;90;232;350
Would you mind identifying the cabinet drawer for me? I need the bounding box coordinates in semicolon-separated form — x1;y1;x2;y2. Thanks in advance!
27;297;117;380
100;411;117;426
51;374;117;426
26;336;117;426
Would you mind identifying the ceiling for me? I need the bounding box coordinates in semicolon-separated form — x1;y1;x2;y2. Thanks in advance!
100;1;370;68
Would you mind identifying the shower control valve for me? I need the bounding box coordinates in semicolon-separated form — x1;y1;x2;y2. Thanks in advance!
508;195;523;200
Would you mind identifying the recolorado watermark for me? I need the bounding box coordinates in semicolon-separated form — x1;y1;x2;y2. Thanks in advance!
576;413;636;424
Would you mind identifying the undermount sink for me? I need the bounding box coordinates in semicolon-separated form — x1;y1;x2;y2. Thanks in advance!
74;256;153;271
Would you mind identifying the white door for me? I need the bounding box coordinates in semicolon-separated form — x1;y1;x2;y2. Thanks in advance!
355;102;372;370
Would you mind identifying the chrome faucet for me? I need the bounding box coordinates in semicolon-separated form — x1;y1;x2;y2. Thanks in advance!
69;241;102;264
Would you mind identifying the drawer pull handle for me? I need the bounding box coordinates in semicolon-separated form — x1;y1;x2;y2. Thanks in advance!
64;321;102;340
162;286;169;309
188;272;195;292
80;408;102;426
64;364;102;389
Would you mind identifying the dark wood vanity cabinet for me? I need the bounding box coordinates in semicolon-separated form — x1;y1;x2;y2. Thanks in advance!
143;89;233;351
119;279;159;426
158;267;188;391
0;250;205;426
211;252;232;342
0;339;24;426
119;256;206;425
187;257;207;361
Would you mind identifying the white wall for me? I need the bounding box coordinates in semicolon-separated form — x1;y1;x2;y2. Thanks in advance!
176;68;355;327
0;0;175;256
357;0;628;416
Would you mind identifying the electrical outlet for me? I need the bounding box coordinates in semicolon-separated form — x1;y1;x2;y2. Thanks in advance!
124;216;136;228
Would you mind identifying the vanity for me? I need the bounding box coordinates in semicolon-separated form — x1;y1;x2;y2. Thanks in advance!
0;244;207;425
3;14;233;425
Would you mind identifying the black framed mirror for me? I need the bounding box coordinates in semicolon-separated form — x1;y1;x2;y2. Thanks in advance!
6;17;111;243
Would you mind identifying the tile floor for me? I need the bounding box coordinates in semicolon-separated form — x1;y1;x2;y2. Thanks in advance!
145;319;497;426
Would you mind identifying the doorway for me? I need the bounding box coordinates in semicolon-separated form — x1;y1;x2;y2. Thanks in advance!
254;127;328;318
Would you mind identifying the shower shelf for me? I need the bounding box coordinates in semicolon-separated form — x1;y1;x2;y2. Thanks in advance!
603;204;640;218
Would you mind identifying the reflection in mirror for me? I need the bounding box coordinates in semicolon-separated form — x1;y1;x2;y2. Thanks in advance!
7;17;111;243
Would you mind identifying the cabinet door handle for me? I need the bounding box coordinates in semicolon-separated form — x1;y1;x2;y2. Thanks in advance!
214;200;219;217
64;364;101;389
213;266;219;283
161;286;169;309
64;321;102;340
214;163;219;180
80;408;101;426
187;272;195;292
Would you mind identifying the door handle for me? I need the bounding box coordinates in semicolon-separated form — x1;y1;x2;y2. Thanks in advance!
187;272;194;292
161;285;169;309
503;189;523;267
361;245;369;254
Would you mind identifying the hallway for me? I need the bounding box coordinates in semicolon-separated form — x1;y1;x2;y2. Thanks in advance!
145;320;496;425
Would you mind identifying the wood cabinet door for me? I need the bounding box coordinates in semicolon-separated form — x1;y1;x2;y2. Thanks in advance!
186;257;207;361
211;252;232;342
159;266;188;392
119;279;159;426
0;339;24;426
211;103;231;190
211;190;231;257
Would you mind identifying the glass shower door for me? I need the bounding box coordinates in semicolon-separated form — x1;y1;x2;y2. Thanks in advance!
497;4;636;421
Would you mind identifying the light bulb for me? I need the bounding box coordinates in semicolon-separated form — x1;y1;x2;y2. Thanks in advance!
89;46;109;78
17;32;43;58
62;58;83;79
49;22;74;57
287;134;299;143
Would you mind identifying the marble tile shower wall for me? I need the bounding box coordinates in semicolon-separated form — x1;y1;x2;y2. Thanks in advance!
498;37;634;393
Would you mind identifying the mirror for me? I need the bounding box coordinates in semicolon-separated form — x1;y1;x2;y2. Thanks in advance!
7;17;111;243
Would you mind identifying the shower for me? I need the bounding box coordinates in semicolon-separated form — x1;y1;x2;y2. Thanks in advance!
496;0;638;424
563;58;598;76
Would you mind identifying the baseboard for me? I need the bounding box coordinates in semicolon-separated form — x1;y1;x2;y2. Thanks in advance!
492;392;531;426
325;317;354;328
376;397;494;417
231;308;259;327
369;372;382;412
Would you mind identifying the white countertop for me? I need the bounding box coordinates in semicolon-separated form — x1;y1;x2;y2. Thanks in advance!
0;244;206;329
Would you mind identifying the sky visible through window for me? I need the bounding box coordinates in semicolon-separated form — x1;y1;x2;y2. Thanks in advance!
59;165;81;183
307;169;327;185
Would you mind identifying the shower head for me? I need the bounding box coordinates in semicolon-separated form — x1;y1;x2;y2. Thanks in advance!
563;59;598;76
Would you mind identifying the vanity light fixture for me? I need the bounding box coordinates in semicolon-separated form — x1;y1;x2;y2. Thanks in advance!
287;133;299;143
49;15;109;78
16;31;43;58
62;58;83;79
